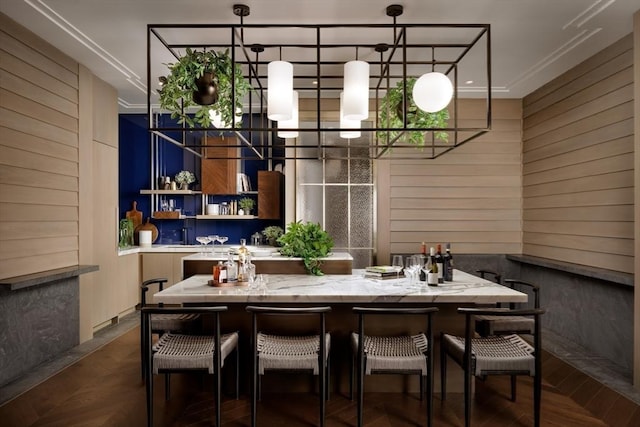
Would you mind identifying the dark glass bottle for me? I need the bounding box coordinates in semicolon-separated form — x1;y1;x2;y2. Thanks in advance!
443;243;453;282
419;241;427;281
435;244;444;284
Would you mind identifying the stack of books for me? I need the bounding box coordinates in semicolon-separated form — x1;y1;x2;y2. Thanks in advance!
364;266;403;279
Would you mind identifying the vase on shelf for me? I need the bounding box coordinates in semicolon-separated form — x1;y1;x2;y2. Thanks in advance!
179;182;190;191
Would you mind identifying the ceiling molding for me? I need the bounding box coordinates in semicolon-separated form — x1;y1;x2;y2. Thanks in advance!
563;0;617;30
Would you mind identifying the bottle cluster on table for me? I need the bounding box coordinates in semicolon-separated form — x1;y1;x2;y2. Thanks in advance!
418;242;454;286
211;238;255;286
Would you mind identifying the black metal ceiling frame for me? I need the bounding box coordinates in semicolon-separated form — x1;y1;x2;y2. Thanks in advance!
147;21;491;160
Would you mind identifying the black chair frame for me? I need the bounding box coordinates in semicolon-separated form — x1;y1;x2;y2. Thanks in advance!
246;305;331;427
352;307;438;427
441;307;545;427
142;306;229;427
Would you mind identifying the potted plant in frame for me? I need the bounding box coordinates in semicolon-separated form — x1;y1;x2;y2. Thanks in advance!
277;221;334;276
262;225;284;247
238;197;255;215
158;48;252;128
378;77;449;147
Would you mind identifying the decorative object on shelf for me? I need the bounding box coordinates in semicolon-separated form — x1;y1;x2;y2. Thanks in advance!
174;170;196;190
238;197;255;215
277;221;334;276
158;48;251;128
134;217;159;245
118;218;134;248
378;77;450;147
261;225;284;247
125;200;143;229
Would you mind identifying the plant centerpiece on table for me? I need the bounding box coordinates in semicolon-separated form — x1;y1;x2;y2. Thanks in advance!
378;77;449;147
158;48;252;128
174;170;196;190
262;225;284;247
277;221;334;276
238;197;255;215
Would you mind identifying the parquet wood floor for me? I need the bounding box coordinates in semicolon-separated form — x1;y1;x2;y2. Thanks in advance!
1;327;638;427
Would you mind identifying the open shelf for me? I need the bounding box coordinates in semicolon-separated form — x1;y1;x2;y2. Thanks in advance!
195;214;256;220
140;189;202;195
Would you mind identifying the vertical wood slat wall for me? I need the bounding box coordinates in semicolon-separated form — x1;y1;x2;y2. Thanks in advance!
0;13;79;280
522;34;635;274
377;99;523;263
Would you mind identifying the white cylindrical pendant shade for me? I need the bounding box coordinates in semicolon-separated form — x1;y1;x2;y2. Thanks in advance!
277;91;299;138
342;60;369;121
268;61;293;121
412;72;454;113
339;92;361;139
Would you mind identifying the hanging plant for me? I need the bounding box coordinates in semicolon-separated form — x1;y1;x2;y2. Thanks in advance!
158;48;252;128
378;77;449;146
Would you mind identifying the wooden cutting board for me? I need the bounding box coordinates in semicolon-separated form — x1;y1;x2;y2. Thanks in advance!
125;201;143;229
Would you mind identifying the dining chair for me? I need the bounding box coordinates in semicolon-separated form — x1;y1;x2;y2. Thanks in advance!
475;279;540;337
475;269;502;284
351;307;438;427
140;278;201;379
141;306;239;427
246;306;331;427
441;307;545;427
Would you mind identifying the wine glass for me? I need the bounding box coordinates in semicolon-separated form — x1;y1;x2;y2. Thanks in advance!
195;236;211;255
208;234;219;255
391;255;404;281
405;255;421;287
217;235;228;252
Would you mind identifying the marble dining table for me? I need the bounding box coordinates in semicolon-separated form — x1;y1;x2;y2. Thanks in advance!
153;269;527;304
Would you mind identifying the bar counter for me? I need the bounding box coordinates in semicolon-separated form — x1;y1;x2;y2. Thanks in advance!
153;269;526;304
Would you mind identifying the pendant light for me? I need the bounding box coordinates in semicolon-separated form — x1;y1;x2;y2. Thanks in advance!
339;92;361;139
412;47;453;113
277;91;299;138
267;57;293;121
209;108;243;128
342;57;369;121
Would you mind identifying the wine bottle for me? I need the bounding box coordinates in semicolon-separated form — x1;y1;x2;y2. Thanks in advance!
428;247;439;286
435;244;444;284
443;242;453;282
419;242;427;281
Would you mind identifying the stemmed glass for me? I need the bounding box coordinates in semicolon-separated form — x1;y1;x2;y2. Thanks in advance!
405;255;422;287
195;235;211;255
208;235;219;255
217;235;228;252
391;255;404;281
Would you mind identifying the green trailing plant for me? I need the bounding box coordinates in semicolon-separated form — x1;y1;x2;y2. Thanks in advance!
377;77;449;146
158;48;251;128
238;197;255;214
262;225;284;247
277;221;334;276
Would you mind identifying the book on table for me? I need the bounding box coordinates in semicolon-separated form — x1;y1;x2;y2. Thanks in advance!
365;266;403;278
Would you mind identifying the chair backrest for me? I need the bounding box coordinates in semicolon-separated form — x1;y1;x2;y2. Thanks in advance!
353;306;438;336
475;269;502;284
140;277;168;307
503;279;540;309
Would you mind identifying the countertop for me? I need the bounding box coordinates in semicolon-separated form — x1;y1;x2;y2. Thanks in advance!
153;269;527;304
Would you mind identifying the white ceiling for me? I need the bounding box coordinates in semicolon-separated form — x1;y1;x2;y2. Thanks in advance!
1;0;638;113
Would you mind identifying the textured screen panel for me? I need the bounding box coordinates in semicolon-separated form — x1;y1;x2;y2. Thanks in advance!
350;185;373;248
297;158;323;184
325;157;348;183
325;186;349;247
297;184;323;224
349;248;373;269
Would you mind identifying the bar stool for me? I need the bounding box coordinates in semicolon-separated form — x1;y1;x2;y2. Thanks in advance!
246;306;331;427
141;306;239;427
351;307;438;427
140;278;201;379
475;279;540;337
441;307;545;427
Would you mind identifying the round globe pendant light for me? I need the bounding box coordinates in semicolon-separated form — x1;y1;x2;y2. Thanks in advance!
342;60;369;121
277;91;299;138
412;72;454;113
267;60;293;121
339;92;361;139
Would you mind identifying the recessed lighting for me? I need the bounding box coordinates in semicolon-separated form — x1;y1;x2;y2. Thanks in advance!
312;80;318;85
465;80;474;85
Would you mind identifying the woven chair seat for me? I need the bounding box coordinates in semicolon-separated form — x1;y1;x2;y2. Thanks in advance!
151;313;200;332
351;333;429;375
152;331;239;374
475;312;535;336
256;332;331;375
442;333;535;376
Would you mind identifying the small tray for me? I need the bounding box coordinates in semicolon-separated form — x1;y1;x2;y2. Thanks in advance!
154;211;180;219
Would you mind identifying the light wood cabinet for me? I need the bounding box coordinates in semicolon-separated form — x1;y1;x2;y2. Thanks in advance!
140;252;196;301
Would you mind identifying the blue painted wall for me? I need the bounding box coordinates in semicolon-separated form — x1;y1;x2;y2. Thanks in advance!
118;114;284;246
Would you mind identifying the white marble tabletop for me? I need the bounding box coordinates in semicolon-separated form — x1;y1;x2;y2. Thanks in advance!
153;269;527;304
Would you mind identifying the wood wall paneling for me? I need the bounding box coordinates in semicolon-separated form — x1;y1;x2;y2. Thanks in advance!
522;34;635;274
632;8;640;388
